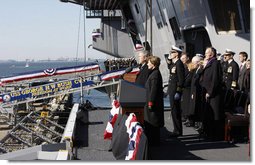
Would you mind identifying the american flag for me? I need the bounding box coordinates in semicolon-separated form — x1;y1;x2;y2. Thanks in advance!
103;100;120;140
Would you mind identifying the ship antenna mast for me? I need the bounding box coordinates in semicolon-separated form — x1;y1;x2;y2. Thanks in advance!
145;0;153;54
80;0;87;104
74;4;84;104
150;0;152;53
83;0;87;65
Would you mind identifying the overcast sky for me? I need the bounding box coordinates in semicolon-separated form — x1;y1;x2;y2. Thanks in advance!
0;0;107;61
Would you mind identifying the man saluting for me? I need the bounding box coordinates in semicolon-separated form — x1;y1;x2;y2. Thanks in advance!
167;45;185;137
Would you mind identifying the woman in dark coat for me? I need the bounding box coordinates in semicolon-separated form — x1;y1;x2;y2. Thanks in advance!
181;63;194;126
189;56;204;130
144;55;164;146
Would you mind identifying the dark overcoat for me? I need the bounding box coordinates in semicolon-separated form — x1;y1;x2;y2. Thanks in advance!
238;63;247;91
181;69;194;116
243;68;250;93
200;58;223;120
144;68;164;127
189;67;203;119
135;64;151;87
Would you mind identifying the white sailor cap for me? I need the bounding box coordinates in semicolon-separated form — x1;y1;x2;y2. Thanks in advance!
216;51;221;56
171;45;182;53
196;53;205;58
224;49;235;55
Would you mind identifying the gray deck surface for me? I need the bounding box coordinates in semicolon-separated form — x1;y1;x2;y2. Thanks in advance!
74;109;250;161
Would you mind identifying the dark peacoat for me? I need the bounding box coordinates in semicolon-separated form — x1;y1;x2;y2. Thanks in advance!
144;68;164;127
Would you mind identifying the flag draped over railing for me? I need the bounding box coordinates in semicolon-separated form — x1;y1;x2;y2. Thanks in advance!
103;100;120;140
0;63;100;86
125;113;143;160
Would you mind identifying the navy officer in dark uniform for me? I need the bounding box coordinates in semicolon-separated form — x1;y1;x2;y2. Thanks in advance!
166;45;185;137
223;49;239;90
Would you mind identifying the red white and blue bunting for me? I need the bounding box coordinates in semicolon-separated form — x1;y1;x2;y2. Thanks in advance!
100;67;139;81
103;100;120;140
0;63;99;86
125;113;143;160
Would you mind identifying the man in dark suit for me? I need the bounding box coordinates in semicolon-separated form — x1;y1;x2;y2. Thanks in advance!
222;49;239;90
167;45;185;137
243;59;250;94
238;51;248;91
200;47;224;140
135;50;151;87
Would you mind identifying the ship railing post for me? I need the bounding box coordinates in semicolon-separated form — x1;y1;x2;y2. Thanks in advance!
80;77;83;104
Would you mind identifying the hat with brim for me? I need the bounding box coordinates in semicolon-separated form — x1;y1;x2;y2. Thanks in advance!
171;45;182;53
224;49;235;55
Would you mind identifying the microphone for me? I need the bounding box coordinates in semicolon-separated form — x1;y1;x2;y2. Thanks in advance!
121;65;139;79
124;66;133;74
124;63;141;74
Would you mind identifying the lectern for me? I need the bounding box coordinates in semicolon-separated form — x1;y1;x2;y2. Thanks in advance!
119;80;146;124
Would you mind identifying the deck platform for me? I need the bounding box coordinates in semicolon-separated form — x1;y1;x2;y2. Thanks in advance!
74;109;250;161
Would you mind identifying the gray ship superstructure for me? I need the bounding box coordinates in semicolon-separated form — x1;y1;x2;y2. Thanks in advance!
60;0;250;84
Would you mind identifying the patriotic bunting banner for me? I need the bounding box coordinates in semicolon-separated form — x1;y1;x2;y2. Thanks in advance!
0;63;99;86
125;113;143;160
100;67;139;81
43;68;56;75
104;100;120;140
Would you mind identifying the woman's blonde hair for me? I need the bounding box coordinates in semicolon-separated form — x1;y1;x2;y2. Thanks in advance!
188;56;203;71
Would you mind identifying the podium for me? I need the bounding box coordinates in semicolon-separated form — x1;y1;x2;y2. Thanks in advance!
119;80;146;124
123;72;137;82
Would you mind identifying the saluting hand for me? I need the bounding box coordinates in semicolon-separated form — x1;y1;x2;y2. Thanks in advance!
174;92;181;101
205;93;210;102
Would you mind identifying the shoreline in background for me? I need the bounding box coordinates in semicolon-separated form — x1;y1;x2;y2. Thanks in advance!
0;60;105;78
0;58;104;63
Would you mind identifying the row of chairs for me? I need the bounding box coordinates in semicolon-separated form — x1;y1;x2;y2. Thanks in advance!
223;89;250;142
